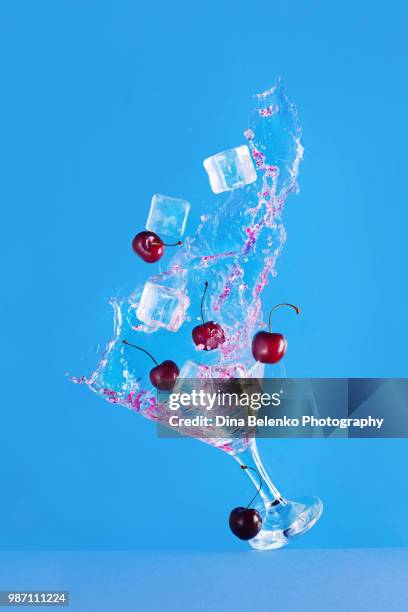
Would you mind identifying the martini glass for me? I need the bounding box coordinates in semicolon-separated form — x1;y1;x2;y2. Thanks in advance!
76;324;323;550
74;79;323;549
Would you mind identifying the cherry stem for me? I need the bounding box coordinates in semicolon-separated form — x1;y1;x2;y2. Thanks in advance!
122;340;159;366
268;303;300;333
241;465;263;509
200;281;209;325
152;241;183;247
164;240;183;247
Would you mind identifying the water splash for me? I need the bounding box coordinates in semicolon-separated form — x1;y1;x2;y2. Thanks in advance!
73;79;303;452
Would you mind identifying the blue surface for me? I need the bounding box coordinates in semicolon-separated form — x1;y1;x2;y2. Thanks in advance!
1;0;408;559
0;549;407;611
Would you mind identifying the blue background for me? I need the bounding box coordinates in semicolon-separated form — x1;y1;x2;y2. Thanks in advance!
1;0;408;560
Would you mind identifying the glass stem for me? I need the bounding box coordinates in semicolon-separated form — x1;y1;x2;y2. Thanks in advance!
233;439;283;505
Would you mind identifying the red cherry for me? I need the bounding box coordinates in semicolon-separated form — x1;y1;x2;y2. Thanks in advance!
192;282;225;351
122;340;179;391
132;231;163;263
192;321;225;351
132;231;182;263
149;360;180;391
229;465;263;541
229;507;262;540
252;331;287;364
252;303;300;364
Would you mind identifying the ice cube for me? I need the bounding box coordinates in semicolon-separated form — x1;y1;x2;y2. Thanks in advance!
208;363;247;379
203;145;257;194
177;360;246;380
177;360;211;379
136;282;189;332
173;361;213;398
146;194;191;240
245;361;265;379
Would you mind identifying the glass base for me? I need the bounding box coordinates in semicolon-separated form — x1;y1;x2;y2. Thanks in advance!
249;496;323;550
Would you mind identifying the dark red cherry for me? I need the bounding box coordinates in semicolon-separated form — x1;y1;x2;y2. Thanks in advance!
252;331;286;364
122;340;179;391
192;282;225;351
192;321;225;351
229;465;263;541
149;360;179;391
132;231;182;263
252;303;300;364
132;231;164;263
229;507;262;540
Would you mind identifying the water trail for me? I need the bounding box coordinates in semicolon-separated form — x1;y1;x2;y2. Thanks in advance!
72;79;303;452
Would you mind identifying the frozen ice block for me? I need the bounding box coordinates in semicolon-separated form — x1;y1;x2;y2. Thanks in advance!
203;144;257;194
173;361;212;397
136;281;189;332
146;194;191;240
246;361;265;379
177;360;246;379
177;360;211;379
208;364;247;379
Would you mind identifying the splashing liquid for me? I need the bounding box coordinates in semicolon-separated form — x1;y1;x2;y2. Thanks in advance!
73;79;303;452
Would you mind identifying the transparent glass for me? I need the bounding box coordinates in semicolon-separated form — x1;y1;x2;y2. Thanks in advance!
232;439;323;550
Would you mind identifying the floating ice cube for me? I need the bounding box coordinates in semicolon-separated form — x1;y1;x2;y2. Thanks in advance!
177;360;246;380
173;361;212;397
246;361;265;379
178;360;211;379
203;145;257;194
146;194;191;240
136;281;189;332
208;363;247;379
